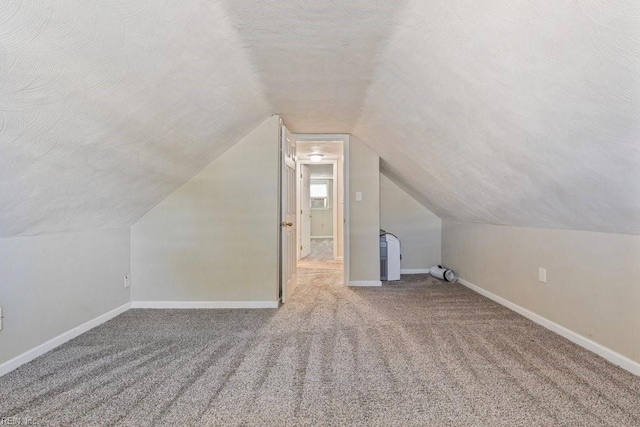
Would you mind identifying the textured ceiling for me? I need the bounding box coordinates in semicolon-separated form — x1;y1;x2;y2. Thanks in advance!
2;0;639;237
0;0;270;237
352;0;640;234
217;0;407;133
297;141;343;161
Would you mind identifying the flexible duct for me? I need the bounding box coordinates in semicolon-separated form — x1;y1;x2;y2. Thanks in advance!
429;265;458;283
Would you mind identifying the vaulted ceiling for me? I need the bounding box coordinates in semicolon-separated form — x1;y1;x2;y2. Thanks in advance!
1;0;639;237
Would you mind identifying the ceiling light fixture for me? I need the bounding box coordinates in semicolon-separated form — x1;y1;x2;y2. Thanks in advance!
309;153;324;162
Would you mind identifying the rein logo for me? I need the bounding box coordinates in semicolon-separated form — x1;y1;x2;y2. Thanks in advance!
0;417;38;426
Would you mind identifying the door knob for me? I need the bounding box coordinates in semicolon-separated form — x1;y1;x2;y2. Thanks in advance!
281;221;293;227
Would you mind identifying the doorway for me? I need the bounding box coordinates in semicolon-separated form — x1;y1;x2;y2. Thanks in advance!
299;162;338;259
295;136;347;284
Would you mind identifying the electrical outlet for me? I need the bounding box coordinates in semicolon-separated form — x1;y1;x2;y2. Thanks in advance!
124;275;130;288
538;268;547;284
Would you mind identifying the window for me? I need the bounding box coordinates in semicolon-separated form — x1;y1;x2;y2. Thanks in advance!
310;180;330;210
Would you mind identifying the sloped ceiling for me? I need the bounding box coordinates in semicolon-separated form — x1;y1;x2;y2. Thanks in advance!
353;0;640;234
2;0;639;237
0;0;270;237
217;0;406;133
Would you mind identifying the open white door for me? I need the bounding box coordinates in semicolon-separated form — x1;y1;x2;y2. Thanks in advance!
281;125;297;303
300;164;311;259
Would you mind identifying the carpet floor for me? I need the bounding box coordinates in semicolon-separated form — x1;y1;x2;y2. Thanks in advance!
297;239;343;272
1;270;640;426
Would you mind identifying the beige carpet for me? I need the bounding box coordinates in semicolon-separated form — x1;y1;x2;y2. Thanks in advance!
1;270;639;426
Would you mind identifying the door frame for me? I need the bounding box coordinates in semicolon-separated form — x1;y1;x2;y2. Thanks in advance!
297;159;339;260
292;134;350;286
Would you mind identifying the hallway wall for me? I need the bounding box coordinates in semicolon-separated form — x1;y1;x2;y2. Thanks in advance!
348;136;380;284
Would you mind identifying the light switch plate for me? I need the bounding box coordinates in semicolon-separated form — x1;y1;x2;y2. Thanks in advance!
355;191;363;201
538;268;547;284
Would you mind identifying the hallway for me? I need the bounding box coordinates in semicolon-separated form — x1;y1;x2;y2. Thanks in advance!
297;238;343;272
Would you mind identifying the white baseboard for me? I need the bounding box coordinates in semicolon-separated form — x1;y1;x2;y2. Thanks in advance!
348;281;382;287
310;236;333;239
131;301;279;309
0;302;131;378
458;278;640;377
401;269;430;274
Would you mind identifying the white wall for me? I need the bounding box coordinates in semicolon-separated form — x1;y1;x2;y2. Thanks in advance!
348;136;380;283
0;229;131;366
442;220;640;365
131;116;280;303
380;173;441;270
